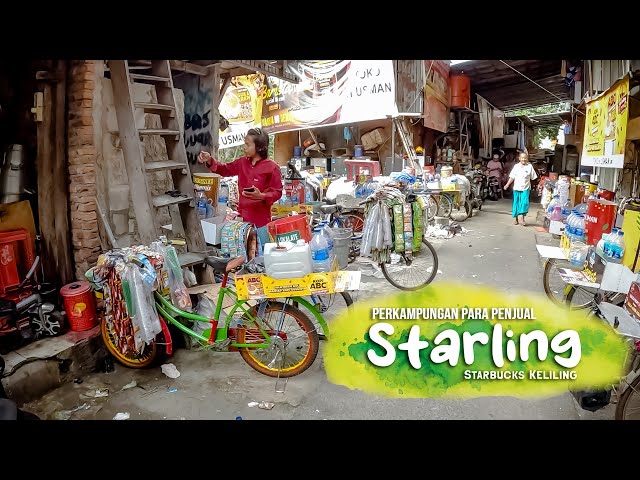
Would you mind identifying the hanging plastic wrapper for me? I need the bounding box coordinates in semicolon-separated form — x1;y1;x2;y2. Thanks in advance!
150;240;192;311
122;263;162;352
164;245;192;311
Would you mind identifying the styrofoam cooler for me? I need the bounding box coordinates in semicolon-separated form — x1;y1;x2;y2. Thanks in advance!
584;198;617;246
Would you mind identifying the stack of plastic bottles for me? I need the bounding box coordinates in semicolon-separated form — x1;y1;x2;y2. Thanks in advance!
565;210;586;244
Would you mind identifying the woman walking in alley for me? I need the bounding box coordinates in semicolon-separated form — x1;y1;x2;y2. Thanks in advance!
503;150;538;226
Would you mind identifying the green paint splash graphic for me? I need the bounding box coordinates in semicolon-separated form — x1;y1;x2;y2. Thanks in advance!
324;282;628;399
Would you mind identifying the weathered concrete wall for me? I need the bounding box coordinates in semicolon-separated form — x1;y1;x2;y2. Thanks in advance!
98;78;185;246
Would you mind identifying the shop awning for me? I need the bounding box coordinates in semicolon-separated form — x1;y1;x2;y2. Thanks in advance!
450;60;572;111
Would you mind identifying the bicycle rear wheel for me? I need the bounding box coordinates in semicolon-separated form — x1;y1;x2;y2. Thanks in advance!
237;302;319;378
425;196;439;222
436;194;453;218
381;239;438;290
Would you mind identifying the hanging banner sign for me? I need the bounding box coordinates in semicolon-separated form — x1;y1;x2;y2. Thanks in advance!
581;75;630;168
260;60;398;134
218;60;399;148
218;74;264;150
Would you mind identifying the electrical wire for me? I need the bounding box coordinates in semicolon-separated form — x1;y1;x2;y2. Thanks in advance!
499;60;585;116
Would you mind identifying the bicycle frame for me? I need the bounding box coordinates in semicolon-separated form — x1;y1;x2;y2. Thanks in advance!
153;273;331;349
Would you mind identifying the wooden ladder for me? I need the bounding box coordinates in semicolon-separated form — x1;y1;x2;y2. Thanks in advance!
108;60;207;266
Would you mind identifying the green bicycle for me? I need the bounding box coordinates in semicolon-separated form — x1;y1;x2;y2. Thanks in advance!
102;255;338;379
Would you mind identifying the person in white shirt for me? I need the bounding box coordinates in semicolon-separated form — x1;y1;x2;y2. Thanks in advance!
503;151;538;226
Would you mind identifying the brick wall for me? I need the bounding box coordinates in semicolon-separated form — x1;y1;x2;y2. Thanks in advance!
68;60;101;279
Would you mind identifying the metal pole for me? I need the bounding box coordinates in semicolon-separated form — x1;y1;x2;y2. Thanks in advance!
391;117;396;173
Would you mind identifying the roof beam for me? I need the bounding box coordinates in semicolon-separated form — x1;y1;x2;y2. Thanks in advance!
169;60;210;76
225;60;298;82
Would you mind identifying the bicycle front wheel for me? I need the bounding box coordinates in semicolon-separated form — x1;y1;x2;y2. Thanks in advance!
237;303;319;378
381;239;438;290
542;258;580;306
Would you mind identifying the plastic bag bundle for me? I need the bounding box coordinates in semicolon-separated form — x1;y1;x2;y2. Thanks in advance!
164;245;192;311
123;264;162;352
361;201;394;263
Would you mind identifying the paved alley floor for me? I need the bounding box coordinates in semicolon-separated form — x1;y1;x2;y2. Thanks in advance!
24;198;614;420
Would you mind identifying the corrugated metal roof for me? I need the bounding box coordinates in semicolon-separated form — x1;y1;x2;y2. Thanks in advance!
451;60;572;111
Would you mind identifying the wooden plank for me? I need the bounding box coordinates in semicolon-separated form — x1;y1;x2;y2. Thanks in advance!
138;128;180;137
36;82;56;283
145;160;186;172
129;73;171;84
152;193;192;208
178;252;207;267
53;60;73;285
134;102;176;116
108;60;157;244
168;60;209;76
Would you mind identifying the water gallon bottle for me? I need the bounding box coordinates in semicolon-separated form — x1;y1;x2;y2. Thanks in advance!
195;188;207;220
218;183;229;214
310;228;331;272
547;195;560;218
319;222;336;265
550;206;563;222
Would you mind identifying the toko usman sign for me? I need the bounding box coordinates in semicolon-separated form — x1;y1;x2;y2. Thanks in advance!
218;60;398;149
581;75;630;169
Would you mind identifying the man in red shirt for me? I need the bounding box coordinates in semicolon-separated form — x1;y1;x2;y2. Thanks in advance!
198;128;282;248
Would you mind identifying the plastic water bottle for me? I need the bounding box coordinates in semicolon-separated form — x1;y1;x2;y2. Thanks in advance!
609;230;625;263
561;199;572;221
603;228;617;258
218;183;229;214
195;189;207;220
565;211;575;240
575;213;586;243
310;228;331;272
304;180;313;204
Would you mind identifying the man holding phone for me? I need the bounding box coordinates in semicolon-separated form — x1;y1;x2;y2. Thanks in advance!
198;128;282;247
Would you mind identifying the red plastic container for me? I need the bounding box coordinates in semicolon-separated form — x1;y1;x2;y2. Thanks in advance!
0;229;35;295
344;159;381;181
584;198;617;246
267;215;312;243
60;281;98;331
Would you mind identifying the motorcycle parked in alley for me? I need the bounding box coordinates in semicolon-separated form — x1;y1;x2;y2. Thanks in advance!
0;255;66;355
487;175;503;201
466;168;486;211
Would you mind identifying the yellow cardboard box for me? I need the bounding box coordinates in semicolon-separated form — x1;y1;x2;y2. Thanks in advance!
235;270;361;300
621;207;640;272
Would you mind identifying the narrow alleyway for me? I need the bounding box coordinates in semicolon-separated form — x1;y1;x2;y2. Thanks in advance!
24;198;614;420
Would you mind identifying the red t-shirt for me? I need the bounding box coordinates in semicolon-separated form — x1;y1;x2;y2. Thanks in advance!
208;156;283;228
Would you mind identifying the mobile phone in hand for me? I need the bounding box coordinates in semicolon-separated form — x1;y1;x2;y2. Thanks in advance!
243;187;255;193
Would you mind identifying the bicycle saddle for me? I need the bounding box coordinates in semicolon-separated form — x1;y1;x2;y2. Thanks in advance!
321;204;338;214
205;255;246;274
